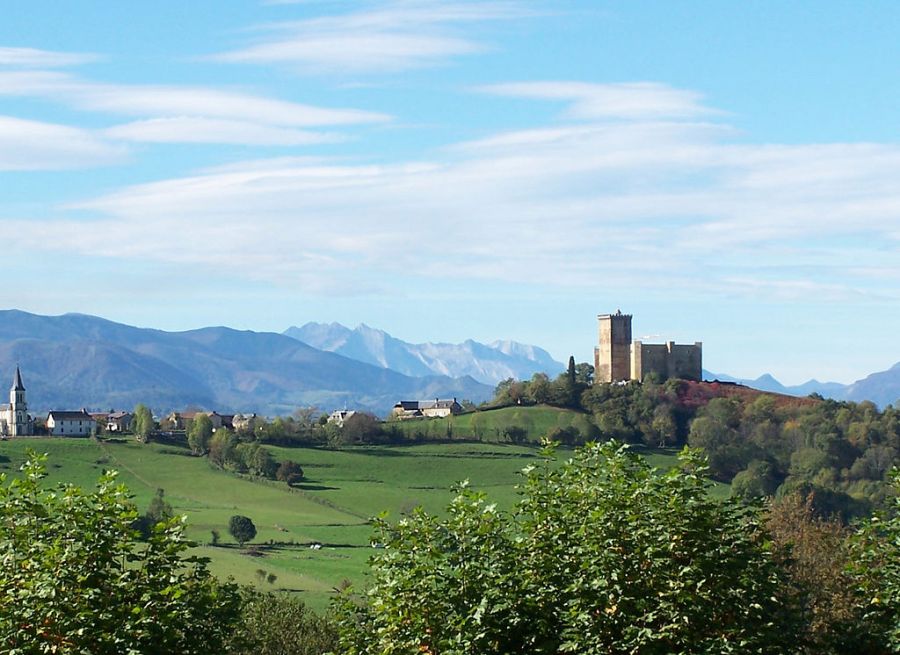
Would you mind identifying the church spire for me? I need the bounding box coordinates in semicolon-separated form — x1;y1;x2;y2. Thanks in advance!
12;366;24;391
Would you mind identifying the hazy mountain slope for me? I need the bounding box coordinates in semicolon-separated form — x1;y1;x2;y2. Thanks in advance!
0;311;493;415
842;362;900;407
285;322;565;384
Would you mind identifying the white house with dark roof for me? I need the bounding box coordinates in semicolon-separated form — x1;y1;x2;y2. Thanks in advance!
391;399;462;419
47;409;96;436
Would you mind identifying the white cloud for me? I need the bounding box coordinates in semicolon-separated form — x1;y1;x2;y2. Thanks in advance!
0;70;390;127
5;80;899;300
0;46;97;68
0;115;124;170
215;1;531;73
105;117;343;146
478;81;717;120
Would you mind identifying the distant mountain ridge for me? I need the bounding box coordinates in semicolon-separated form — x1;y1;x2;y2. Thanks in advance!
0;310;493;416
284;322;565;385
703;367;900;408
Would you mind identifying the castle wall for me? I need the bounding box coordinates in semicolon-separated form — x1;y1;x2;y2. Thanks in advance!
631;341;702;382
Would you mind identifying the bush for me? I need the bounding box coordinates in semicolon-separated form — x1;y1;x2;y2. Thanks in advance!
0;451;242;653
227;590;338;655
335;442;800;654
229;515;257;547
276;460;305;485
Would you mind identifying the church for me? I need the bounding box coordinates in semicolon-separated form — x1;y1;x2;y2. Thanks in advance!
0;367;34;437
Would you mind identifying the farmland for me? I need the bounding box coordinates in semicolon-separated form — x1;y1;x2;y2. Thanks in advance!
0;435;691;611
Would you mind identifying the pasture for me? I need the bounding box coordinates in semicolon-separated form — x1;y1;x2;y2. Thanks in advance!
0;436;700;611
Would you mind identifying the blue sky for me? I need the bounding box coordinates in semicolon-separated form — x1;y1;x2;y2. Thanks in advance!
1;1;898;385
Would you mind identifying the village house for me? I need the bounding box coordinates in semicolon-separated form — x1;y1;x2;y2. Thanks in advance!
164;410;232;431
327;409;356;427
391;399;463;420
46;409;96;437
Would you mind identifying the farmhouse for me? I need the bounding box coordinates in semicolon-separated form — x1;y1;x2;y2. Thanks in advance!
392;399;462;419
328;409;356;427
47;410;96;437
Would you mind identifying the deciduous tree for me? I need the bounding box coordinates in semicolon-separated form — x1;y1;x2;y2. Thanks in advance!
0;451;241;653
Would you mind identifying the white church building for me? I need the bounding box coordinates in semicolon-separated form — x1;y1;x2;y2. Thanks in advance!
0;367;34;437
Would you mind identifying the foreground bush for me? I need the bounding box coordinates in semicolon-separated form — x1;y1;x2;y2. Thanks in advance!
0;451;242;654
336;442;801;654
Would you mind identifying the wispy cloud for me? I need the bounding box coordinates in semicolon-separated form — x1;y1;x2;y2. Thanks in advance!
0;115;124;170
0;46;98;68
215;0;532;74
478;81;718;120
7;80;899;299
0;70;390;126
105;117;343;146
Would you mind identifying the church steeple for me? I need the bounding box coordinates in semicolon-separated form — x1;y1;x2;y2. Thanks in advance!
9;366;28;437
12;366;24;391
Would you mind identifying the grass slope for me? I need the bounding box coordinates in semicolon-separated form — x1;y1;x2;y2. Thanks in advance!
0;436;725;611
389;404;598;442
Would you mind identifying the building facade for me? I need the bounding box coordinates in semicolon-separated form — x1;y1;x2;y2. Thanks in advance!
0;367;34;437
392;399;463;419
595;312;702;383
47;409;96;436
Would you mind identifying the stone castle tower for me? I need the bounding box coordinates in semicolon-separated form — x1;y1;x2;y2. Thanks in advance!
594;312;702;383
594;310;633;383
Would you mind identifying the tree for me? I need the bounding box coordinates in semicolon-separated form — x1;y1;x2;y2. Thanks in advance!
134;487;176;540
847;468;900;650
188;413;214;455
335;443;800;654
0;451;242;653
227;590;338;655
276;460;305;486
342;412;381;445
132;402;154;443
574;362;594;386
229;515;257;547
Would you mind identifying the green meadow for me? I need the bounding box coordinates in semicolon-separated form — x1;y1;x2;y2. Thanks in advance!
0;434;712;612
388;404;598;442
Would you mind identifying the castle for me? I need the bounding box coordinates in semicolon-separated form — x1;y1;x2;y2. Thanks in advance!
594;311;702;383
0;366;34;437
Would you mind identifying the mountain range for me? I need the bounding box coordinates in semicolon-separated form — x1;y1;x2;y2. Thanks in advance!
704;367;900;408
283;322;564;385
0;309;897;417
0;310;494;416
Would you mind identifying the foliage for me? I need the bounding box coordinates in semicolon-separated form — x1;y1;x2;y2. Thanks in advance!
0;451;242;653
134;486;175;539
335;442;799;654
227;589;338;655
765;494;863;653
188;412;214;455
229;514;257;547
847;468;900;650
276;459;305;485
132;402;154;443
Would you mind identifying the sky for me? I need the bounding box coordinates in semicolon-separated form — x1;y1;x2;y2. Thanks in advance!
1;0;898;385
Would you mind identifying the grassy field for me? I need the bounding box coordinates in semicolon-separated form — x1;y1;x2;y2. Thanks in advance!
388;404;599;442
0;435;720;612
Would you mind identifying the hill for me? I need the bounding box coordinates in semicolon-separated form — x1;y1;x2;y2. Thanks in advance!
284;322;564;385
0;437;600;611
0;310;492;415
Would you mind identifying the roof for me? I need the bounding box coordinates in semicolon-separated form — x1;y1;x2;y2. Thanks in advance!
108;411;131;419
394;399;460;410
12;366;24;391
48;410;94;421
